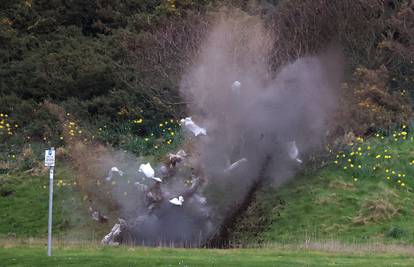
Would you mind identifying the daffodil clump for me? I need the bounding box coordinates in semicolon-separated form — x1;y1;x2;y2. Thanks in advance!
331;125;414;189
0;113;18;137
95;116;182;156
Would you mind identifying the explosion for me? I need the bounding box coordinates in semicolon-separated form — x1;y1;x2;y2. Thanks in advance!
75;10;343;247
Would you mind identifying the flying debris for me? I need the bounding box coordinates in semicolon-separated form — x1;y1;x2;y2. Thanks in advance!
224;158;248;172
231;80;242;93
139;162;155;178
180;117;207;136
105;166;123;181
91;211;108;224
168;149;187;167
139;162;163;182
149;176;163;183
287;141;303;163
134;182;148;191
169;196;184;206
101;221;123;245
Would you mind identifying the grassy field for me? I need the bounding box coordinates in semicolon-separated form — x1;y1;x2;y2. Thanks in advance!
231;128;414;245
1;244;414;267
0;165;108;240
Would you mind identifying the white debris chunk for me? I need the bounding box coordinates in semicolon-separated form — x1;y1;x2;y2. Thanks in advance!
139;162;155;178
231;80;241;93
139;162;162;182
101;223;121;245
169;196;184;206
180;117;207;136
224;158;247;172
92;211;100;221
105;166;124;181
287;141;303;163
150;176;162;183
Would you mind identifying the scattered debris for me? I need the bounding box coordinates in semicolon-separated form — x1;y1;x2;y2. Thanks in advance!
169;196;184;206
101;220;124;245
224;158;247;172
134;181;148;191
105;166;123;181
146;181;164;211
168;149;187;168
287;141;302;163
139;162;163;182
91;211;109;224
180;117;207;136
231;80;241;93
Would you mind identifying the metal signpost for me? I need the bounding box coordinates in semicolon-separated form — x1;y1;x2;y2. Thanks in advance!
44;148;55;257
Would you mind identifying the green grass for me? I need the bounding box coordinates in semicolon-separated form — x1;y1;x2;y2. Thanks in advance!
0;166;106;240
231;129;414;244
1;245;414;267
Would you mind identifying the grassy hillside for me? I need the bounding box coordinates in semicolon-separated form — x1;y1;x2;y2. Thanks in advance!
1;245;414;267
0;165;107;240
230;126;414;245
3;125;414;248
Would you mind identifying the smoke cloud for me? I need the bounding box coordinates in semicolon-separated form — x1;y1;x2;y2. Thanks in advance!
179;9;343;240
67;9;343;247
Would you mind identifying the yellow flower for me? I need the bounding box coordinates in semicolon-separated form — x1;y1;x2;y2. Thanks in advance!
137;118;143;124
159;123;164;127
375;154;381;159
401;131;407;136
350;164;354;168
343;166;348;170
386;176;390;180
358;165;362;169
367;146;371;150
144;138;149;142
353;178;358;182
334;160;338;164
403;125;406;129
348;159;352;163
386;169;389;173
357;147;361;151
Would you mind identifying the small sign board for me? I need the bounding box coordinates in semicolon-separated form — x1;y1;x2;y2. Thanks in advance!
44;149;55;167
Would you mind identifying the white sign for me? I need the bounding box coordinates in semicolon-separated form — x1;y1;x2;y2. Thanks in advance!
44;149;55;167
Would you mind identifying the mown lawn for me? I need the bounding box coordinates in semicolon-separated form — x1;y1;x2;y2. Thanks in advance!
1;245;414;267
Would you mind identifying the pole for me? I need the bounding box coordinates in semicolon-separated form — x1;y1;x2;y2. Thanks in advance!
47;166;54;256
